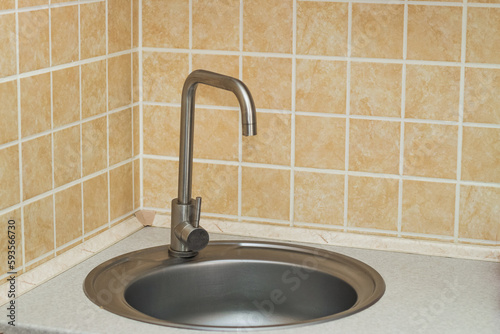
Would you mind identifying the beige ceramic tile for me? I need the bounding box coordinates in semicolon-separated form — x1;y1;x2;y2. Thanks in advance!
0;81;17;145
0;14;16;78
194;109;239;161
402;181;455;236
143;105;179;156
53;66;80;128
461;127;500;183
82;116;107;176
243;0;292;53
295;59;346;114
296;1;347;57
108;54;132;110
20;73;51;138
242;112;291;166
242;167;290;221
109;108;133;165
459;185;500;241
294;172;344;226
22;135;52;200
19;9;49;73
243;57;292;110
0;209;22;275
51;5;79;66
143;0;188;48
405;65;460;122
193;0;239;51
0;146;19;210
108;0;132;53
404;123;457;179
110;163;133;221
467;8;500;64
143;159;178;208
464;68;500;124
348;176;399;231
55;184;82;247
52;0;75;3
133;107;139;156
351;4;404;59
192;162;238;215
18;0;47;7
192;54;240;107
350;62;402;117
80;2;106;59
133;0;139;48
0;1;15;10
143;52;189;103
83;173;108;233
133;159;140;209
295;115;345;170
24;196;54;263
469;0;500;3
407;5;462;62
349;119;400;174
133;52;139;103
54;126;81;187
82;60;107;118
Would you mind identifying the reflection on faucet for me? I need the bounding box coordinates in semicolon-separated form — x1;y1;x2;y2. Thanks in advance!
169;70;258;258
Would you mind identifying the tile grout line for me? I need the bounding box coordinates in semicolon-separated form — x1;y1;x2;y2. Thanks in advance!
139;0;144;209
49;0;57;257
238;0;243;221
78;1;85;242
344;1;352;232
106;0;111;228
188;0;192;72
289;0;297;227
130;0;135;212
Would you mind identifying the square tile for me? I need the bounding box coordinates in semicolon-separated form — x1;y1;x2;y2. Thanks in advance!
243;0;292;53
24;196;54;263
242;112;291;166
0;209;22;275
404;123;457;179
0;1;15;10
348;176;399;231
54;125;81;187
55;184;82;247
193;109;239;161
80;2;106;59
133;106;140;156
0;81;18;145
109;108;133;165
0;14;16;77
53;66;80;128
133;52;140;103
464;68;500;124
349;119;400;174
193;0;239;51
350;62;402;117
108;0;132;53
294;172;344;226
22;135;52;200
19;9;50;73
143;105;179;156
83;173;108;233
143;52;189;103
405;65;460;121
466;7;500;64
133;159;140;209
51;5;79;66
110;162;133;220
351;4;404;59
143;0;189;48
295;115;345;170
0;146;19;210
143;159;178;208
461;127;500;183
402;180;455;236
108;54;132;110
21;73;51;138
82;116;107;176
296;1;348;56
459;185;500;241
133;0;139;48
242;167;290;221
82;60;107;118
295;59;346;114
243;56;292;110
19;0;47;7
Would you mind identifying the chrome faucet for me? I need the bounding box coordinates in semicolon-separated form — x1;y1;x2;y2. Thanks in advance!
169;70;257;258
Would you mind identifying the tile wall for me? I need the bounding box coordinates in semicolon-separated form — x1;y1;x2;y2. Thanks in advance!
140;0;499;245
0;0;140;279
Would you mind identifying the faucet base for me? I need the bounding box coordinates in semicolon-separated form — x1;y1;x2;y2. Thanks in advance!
168;247;198;258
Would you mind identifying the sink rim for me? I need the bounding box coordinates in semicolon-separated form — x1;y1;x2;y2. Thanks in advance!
84;240;385;331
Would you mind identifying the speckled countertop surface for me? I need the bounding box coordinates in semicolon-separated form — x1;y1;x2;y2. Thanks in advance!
1;227;499;334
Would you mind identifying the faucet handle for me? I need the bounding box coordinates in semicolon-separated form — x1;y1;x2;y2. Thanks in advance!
193;197;202;227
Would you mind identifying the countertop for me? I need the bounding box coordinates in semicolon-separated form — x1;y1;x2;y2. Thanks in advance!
1;227;499;334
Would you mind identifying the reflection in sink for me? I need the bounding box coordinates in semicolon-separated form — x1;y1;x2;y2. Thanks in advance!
84;241;385;330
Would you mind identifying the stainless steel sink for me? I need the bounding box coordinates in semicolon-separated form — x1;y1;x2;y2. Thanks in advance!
84;240;385;331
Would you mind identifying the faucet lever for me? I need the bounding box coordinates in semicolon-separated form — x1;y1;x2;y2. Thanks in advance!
193;197;202;228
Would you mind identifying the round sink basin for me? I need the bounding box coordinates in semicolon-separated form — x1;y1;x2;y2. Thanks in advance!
84;241;385;331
